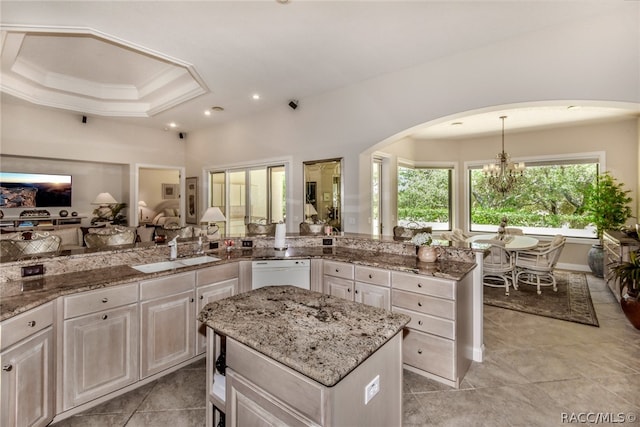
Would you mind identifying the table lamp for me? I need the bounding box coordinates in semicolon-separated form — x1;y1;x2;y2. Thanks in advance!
200;207;226;240
304;203;318;222
138;200;147;221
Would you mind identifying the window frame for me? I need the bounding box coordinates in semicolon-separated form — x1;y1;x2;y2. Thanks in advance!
465;151;605;239
396;159;456;232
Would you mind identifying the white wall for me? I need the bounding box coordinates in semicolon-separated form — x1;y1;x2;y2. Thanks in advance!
185;6;639;234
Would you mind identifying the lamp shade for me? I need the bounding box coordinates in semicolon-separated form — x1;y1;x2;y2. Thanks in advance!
92;192;118;205
138;200;147;207
200;207;226;223
305;203;317;216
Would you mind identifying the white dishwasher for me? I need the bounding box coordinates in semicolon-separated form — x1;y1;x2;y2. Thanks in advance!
251;260;311;290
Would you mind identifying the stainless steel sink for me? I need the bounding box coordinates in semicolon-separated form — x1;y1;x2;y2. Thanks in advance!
132;255;220;273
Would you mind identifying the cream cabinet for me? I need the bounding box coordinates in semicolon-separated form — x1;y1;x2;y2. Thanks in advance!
222;333;404;427
1;302;55;427
391;271;473;388
62;283;139;410
196;263;239;354
324;262;390;310
140;271;196;378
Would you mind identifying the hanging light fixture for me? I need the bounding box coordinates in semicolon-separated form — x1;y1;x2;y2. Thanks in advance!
482;116;525;194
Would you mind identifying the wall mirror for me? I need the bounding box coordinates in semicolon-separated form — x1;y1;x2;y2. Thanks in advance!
303;158;342;231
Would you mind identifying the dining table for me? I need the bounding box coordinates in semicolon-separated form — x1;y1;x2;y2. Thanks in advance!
466;234;539;251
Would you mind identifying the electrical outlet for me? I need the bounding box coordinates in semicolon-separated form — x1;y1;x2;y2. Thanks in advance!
21;264;44;277
364;375;380;405
322;238;333;246
209;241;219;250
242;240;253;248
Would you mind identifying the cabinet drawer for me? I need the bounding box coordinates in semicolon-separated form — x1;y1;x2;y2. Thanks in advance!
196;263;238;286
140;271;195;301
323;261;354;280
403;329;455;381
227;338;324;424
393;306;454;339
392;289;455;320
64;282;138;319
392;272;455;300
355;266;390;287
1;301;54;350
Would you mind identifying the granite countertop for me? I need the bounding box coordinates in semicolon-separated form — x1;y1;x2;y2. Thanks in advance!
1;246;475;321
197;285;410;387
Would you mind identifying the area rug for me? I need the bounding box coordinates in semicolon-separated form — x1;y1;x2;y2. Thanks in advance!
483;270;599;327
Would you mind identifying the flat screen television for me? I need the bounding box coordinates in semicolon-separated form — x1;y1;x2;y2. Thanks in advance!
0;172;72;208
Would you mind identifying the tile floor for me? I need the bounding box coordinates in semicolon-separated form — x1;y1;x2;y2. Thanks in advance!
52;274;640;427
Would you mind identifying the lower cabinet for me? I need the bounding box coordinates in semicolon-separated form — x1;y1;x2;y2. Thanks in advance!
62;302;139;409
391;271;473;388
196;263;239;354
1;327;54;427
323;262;391;310
140;272;196;378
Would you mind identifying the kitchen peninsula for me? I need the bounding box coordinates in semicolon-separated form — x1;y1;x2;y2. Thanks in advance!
0;232;484;426
198;285;410;427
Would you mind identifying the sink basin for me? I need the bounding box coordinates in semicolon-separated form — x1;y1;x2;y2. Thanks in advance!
132;261;182;273
132;255;220;273
178;255;220;266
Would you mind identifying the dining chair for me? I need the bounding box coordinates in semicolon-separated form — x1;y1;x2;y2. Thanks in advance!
477;239;516;296
515;235;566;294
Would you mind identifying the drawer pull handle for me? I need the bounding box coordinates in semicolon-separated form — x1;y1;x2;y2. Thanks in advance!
418;302;422;307
2;364;12;372
102;314;108;320
335;268;340;273
199;295;204;300
191;298;195;303
417;349;423;355
101;298;108;303
418;320;423;326
417;283;422;288
27;320;36;327
368;274;373;279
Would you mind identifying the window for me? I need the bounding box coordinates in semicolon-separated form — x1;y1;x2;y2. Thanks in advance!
209;164;287;236
469;156;600;237
397;165;452;231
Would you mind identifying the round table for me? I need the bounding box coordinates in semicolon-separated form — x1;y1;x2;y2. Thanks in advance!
466;234;539;250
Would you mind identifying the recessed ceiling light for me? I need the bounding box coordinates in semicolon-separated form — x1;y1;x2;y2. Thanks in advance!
252;94;260;100
169;122;177;128
204;110;211;116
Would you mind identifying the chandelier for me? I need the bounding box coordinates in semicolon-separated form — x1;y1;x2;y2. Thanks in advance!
482;116;525;194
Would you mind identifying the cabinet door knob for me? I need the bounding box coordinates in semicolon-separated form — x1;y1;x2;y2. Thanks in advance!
368;274;373;279
347;288;351;293
101;297;108;303
2;364;12;372
417;283;422;288
335;268;340;273
418;320;423;325
199;295;204;300
102;314;108;320
27;320;36;327
191;298;195;303
417;349;423;355
418;302;422;307
354;290;359;294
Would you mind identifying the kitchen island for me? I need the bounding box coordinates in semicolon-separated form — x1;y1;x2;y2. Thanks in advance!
198;285;410;427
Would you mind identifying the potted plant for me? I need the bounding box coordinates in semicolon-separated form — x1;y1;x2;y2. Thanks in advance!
611;249;640;329
583;172;632;277
411;232;437;262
